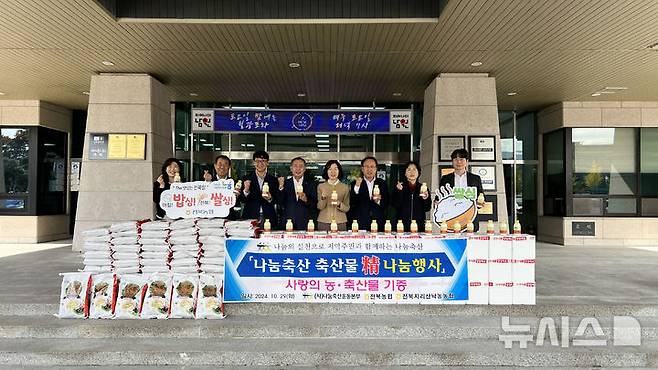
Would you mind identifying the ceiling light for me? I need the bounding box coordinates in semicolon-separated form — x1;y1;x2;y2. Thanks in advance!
599;91;615;94
339;106;384;110
297;93;306;97
648;43;658;50
318;148;330;152
604;87;628;90
201;143;213;147
316;139;330;144
315;134;329;138
101;61;115;66
82;91;90;95
317;144;330;148
392;92;402;97
223;105;267;110
288;62;301;68
470;61;483;67
591;93;602;97
0;92;6;96
507;92;518;96
189;93;198;97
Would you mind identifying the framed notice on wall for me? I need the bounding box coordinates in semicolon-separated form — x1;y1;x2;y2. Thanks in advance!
438;136;466;161
89;133;146;160
469;165;496;191
469;136;496;161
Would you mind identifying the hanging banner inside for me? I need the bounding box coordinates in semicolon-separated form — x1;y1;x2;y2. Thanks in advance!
159;180;237;218
224;237;468;304
192;108;412;133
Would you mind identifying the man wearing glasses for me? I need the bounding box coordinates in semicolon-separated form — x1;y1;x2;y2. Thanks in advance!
238;150;280;228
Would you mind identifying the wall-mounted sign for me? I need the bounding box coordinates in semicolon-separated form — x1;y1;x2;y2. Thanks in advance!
70;159;81;192
191;108;413;133
88;134;108;160
469;136;496;161
572;221;595;236
477;195;497;221
89;133;146;160
469;165;496;191
439;165;455;178
438;136;466;161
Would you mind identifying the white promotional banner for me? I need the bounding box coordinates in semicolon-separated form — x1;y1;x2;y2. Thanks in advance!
159;180;237;219
224;237;469;304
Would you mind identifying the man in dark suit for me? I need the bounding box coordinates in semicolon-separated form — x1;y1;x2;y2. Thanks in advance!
237;150;280;228
277;157;317;230
202;154;239;220
349;156;389;231
437;148;485;230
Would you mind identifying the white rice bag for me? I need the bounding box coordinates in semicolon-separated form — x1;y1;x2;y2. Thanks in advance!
199;257;224;265
172;250;198;259
84;250;112;259
170;266;198;274
169;274;199;319
141;244;170;252
141;221;170;230
112;244;141;252
170;228;199;237
141;251;170;259
83;242;113;251
84;258;113;266
112;252;140;260
113;266;141;274
201;250;224;259
195;273;225;319
196;218;226;228
198;236;226;246
141;265;170;274
112;236;139;245
198;228;225;237
110;221;139;233
170;219;196;230
82;228;110;237
83;265;112;273
113;274;147;319
200;265;224;274
170;244;199;252
58;272;92;319
139;230;170;239
169;236;198;245
89;273;117;319
85;235;112;243
170;257;198;267
141;273;173;319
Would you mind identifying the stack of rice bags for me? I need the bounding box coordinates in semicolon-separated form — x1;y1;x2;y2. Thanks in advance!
197;218;226;274
139;220;172;274
168;219;200;274
81;227;113;273
225;219;259;238
110;222;142;274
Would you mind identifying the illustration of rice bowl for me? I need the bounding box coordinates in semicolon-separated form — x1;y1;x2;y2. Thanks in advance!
432;185;477;232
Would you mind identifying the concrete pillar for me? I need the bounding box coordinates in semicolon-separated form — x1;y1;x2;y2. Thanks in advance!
72;73;172;251
420;73;508;225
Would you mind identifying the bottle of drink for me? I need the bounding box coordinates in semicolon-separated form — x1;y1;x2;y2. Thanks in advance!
286;219;293;233
395;220;403;234
420;182;428;194
467;222;475;233
452;220;462;233
351;220;359;233
410;220;418;234
330;219;338;233
373;185;380;197
477;192;485;206
370;219;378;234
513;220;522;234
499;220;509;234
331;190;338;205
440;220;448;234
307;219;315;234
486;220;495;234
263;219;271;233
235;179;242;190
173;170;181;183
262;182;270;197
424;220;433;235
296;184;304;194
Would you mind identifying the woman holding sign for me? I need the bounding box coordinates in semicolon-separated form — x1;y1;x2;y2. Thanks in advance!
392;161;432;232
153;157;184;219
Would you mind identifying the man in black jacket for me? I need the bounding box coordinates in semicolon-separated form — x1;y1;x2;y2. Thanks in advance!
202;154;239;220
277;157;317;230
237;150;279;228
349;156;389;231
438;148;485;230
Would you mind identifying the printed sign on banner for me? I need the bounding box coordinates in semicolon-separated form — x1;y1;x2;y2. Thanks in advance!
389;110;412;133
159;180;236;219
224;237;469;304
512;235;536;304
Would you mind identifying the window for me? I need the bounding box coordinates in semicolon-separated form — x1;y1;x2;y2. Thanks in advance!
543;129;565;216
0;128;31;212
340;135;373;152
375;134;411;153
268;134;337;152
231;134;265;152
641;128;658;215
572;128;636;215
37;127;67;215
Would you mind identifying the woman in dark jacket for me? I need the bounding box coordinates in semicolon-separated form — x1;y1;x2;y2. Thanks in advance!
392;161;432;232
153;157;184;219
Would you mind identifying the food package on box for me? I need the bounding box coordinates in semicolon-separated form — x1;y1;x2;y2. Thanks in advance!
89;273;117;319
113;274;147;319
140;273;173;319
195;273;225;319
58;272;92;319
170;274;199;319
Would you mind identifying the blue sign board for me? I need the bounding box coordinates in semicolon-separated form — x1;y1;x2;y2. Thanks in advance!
192;109;413;133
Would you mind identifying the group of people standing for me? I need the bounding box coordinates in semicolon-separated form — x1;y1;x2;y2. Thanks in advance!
153;148;483;232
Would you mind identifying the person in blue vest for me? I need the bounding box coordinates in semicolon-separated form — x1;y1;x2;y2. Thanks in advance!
348;156;389;231
237;150;279;229
277;157;317;230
